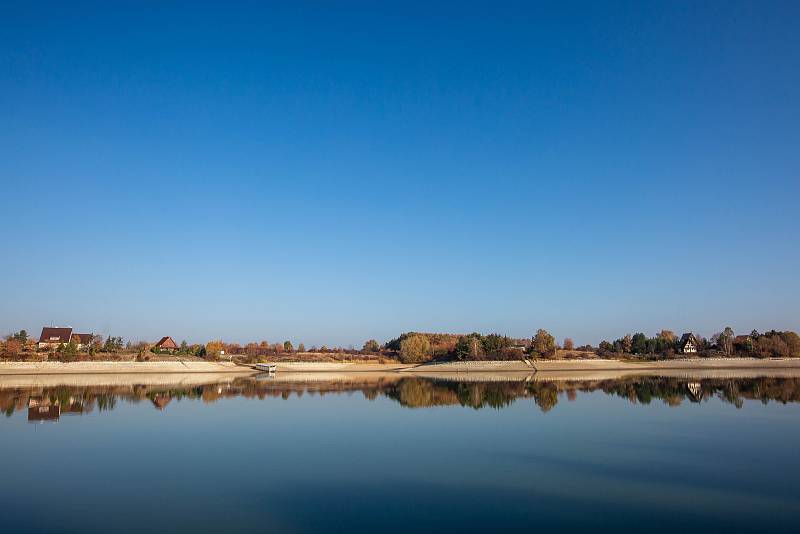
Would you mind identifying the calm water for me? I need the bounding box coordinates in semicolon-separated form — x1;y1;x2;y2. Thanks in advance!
2;373;799;533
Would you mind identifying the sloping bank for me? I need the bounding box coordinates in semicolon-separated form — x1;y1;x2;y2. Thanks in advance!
0;361;254;375
402;358;800;373
276;358;800;374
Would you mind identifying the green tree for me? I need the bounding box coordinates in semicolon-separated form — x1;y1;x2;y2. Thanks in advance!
12;330;28;343
62;339;79;360
717;327;734;356
103;336;124;352
481;333;511;356
283;340;293;352
529;329;557;358
455;334;484;360
399;334;431;363
631;333;648;354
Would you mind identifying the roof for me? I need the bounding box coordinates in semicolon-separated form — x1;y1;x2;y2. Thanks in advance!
71;333;93;344
38;327;72;344
155;336;178;349
679;333;698;347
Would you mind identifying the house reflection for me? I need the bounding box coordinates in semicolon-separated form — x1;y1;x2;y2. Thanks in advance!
4;375;800;421
28;398;60;423
151;394;172;410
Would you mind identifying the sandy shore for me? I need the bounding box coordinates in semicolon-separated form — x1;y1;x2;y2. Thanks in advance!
0;361;254;375
2;357;799;378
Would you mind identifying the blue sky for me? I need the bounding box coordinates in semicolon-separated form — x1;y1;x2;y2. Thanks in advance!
1;1;798;346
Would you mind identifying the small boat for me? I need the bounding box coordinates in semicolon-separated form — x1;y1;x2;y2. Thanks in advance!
255;363;277;373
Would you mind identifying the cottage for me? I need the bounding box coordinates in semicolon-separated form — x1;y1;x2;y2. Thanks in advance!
37;327;73;349
37;327;94;350
154;336;179;352
678;333;699;354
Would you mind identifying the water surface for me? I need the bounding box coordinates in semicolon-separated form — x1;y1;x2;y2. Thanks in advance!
2;373;799;533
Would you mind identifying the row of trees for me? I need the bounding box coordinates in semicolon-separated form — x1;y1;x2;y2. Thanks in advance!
5;327;800;362
596;328;800;359
598;330;681;357
391;329;560;363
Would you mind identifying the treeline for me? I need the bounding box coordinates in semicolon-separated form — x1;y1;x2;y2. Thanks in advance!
385;329;567;363
597;328;800;359
4;328;800;363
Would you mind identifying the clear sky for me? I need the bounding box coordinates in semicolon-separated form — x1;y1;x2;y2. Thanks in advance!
1;1;798;347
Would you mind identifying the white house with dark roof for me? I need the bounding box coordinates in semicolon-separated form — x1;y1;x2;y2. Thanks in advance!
37;327;94;350
678;333;699;354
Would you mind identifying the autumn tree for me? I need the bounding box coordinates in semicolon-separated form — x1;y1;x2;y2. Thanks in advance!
88;334;103;352
362;339;380;353
137;344;150;361
283;341;293;352
658;330;676;343
4;339;22;358
621;334;633;353
298;343;306;352
563;338;574;351
205;340;225;360
529;329;557;358
399;334;431;363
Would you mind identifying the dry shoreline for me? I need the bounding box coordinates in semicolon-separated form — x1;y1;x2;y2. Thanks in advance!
2;358;800;388
2;357;799;376
0;361;253;375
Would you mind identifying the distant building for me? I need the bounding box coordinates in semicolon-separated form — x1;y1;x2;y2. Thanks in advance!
37;327;73;349
37;327;94;350
154;336;179;352
678;333;699;354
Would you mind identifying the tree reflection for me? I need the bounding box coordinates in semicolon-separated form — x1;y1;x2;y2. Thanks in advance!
4;376;800;420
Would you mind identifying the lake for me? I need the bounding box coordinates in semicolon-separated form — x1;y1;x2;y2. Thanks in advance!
2;373;799;533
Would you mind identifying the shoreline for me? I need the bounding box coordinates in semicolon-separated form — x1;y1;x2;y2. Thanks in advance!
2;357;800;376
0;361;254;375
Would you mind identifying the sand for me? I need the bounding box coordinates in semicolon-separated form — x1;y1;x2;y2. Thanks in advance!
2;358;799;382
0;360;253;375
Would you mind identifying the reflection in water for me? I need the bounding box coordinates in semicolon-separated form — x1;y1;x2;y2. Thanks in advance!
4;375;800;421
